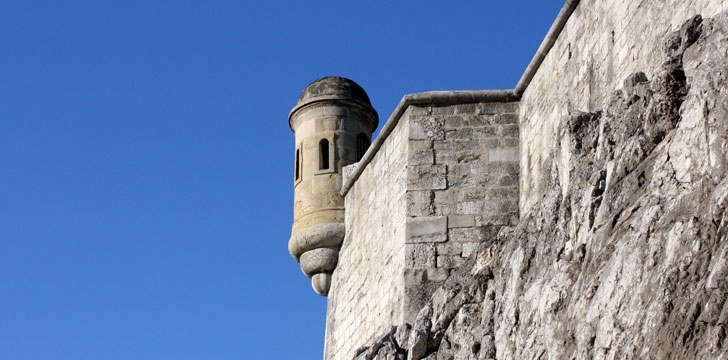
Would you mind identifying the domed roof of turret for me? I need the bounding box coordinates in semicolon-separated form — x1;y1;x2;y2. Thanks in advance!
289;76;378;131
295;76;372;108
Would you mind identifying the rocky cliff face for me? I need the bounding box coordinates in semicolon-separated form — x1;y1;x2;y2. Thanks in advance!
353;12;728;360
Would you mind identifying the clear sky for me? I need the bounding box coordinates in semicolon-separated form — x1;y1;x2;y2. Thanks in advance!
1;1;564;359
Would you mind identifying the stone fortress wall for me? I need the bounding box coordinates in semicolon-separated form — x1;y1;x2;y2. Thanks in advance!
290;0;728;359
520;0;726;212
400;101;520;322
325;106;408;358
326;98;521;359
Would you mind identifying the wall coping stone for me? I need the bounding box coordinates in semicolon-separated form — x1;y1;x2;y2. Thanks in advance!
514;0;580;97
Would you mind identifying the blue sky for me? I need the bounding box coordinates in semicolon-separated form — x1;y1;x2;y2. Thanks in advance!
1;1;563;359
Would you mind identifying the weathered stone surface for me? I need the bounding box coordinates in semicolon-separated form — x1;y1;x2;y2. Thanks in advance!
325;106;409;358
311;272;333;296
406;216;447;243
288;222;345;261
309;2;728;358
518;0;725;213
487;149;517;163
299;246;339;277
401;99;520;327
406;244;437;268
352;12;728;359
410;116;446;141
353;326;406;360
408;165;447;190
289;76;379;297
326;93;519;358
447;215;475;229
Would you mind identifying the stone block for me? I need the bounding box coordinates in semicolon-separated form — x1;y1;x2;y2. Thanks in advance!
465;115;491;127
409;121;428;140
497;174;519;187
407;139;433;165
454;150;482;164
503;137;519;147
497;124;519;137
434;152;457;165
408;139;433;152
499;102;520;113
476;102;501;115
432;105;455;115
445;128;473;140
405;244;436;268
494;113;519;124
412;116;445;140
433;140;459;152
448;214;475;228
426;268;450;282
455;201;480;215
447;164;475;188
449;227;484;242
474;162;519;175
487;187;519;199
444;116;466;128
436;242;462;256
406;190;436;216
481;138;504;148
498;200;519;213
455;200;496;215
405;216;447;243
407;164;447;190
488;149;519;162
472;126;497;139
435;139;479;152
436;255;465;269
454;103;476;114
461;187;488;201
320;116;338;131
433;190;457;215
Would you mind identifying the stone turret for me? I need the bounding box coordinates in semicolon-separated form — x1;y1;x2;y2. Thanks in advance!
288;76;378;296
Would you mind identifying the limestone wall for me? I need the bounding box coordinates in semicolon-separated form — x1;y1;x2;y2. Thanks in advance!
324;109;409;360
325;99;520;360
402;102;519;322
342;7;728;358
317;1;728;358
519;0;726;213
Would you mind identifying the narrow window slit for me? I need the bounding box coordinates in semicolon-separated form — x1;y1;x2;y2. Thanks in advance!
356;133;370;162
319;139;329;170
295;149;300;180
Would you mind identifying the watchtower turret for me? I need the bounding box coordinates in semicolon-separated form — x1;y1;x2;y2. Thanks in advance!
288;76;378;296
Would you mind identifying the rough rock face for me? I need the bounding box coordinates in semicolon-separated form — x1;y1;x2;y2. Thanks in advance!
354;12;728;360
